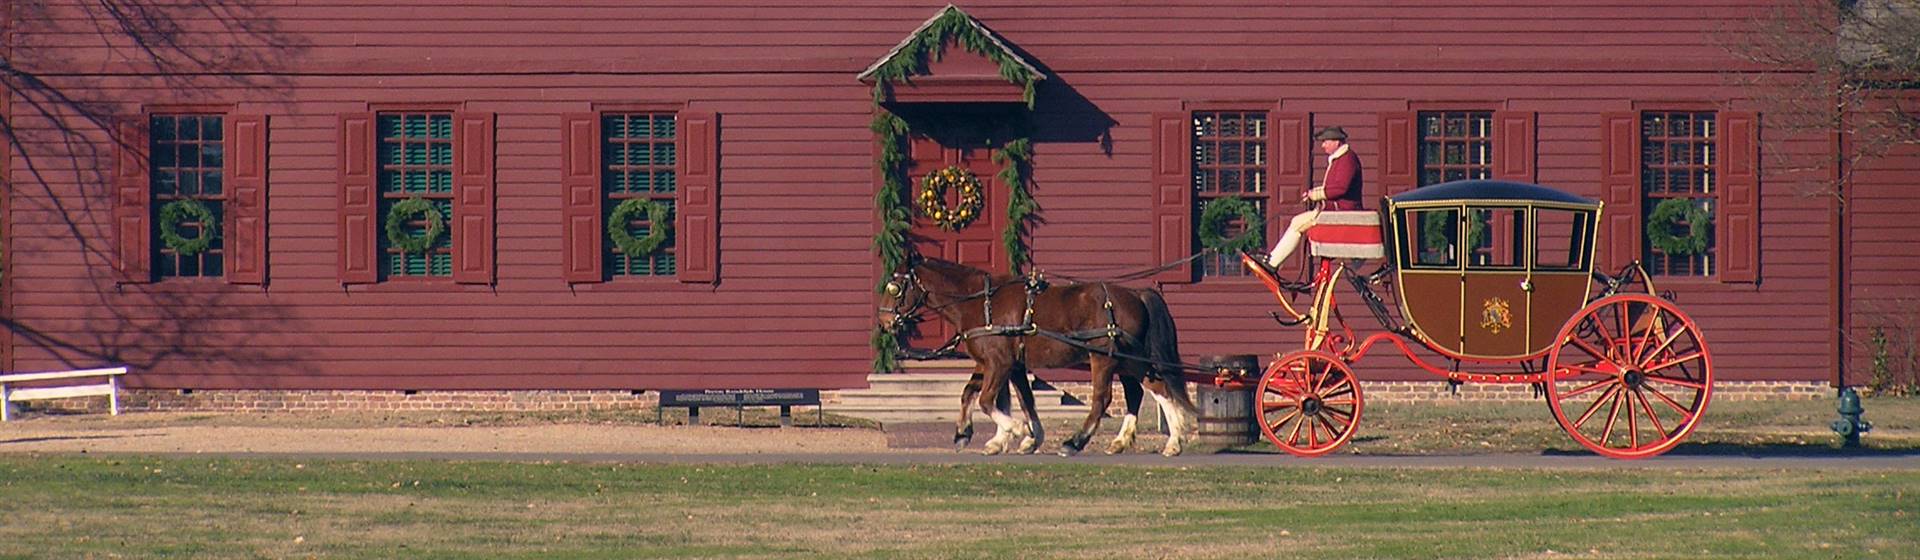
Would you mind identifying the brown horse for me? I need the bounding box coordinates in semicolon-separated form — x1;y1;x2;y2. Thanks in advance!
880;256;1200;456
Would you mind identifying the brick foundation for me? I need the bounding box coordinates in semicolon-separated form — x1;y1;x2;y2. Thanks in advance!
8;381;1829;416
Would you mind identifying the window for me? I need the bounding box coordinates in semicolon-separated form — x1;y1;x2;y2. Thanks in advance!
1640;111;1716;277
150;115;225;278
1465;207;1525;268
1418;111;1494;187
378;112;455;278
604;113;677;277
559;109;718;284
114;110;266;284
337;109;494;285
1400;207;1460;269
1191;111;1267;278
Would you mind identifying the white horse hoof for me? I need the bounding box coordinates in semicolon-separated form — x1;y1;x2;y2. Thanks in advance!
1017;437;1041;455
1104;440;1131;455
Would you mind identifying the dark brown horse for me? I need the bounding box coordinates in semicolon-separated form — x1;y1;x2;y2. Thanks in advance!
880;256;1200;456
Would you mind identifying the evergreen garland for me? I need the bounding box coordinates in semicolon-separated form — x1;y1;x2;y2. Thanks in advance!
607;198;673;258
1646;198;1713;256
993;138;1035;274
157;199;219;256
865;5;1040;109
867;6;1041;373
385;197;446;255
1197;197;1263;254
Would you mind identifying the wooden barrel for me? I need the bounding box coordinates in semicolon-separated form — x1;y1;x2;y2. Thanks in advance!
1190;355;1260;451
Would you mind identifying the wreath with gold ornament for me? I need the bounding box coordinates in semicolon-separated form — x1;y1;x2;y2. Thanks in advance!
916;166;985;231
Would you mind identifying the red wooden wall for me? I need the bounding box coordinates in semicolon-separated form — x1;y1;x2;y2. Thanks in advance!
0;1;1863;389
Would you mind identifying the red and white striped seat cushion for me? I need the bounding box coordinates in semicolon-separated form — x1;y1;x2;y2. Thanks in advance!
1305;211;1386;259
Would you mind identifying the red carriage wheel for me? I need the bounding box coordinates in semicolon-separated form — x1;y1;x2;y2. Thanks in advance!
1545;294;1713;459
1257;350;1364;457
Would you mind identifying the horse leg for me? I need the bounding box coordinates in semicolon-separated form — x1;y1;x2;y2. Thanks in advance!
977;364;1018;456
1058;356;1115;457
1105;374;1145;454
954;369;985;448
1142;377;1200;457
1010;364;1045;455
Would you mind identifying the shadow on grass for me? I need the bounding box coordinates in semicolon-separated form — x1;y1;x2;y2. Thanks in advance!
1544;441;1920;458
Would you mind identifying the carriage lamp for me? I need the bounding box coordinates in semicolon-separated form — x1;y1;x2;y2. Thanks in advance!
1830;387;1872;448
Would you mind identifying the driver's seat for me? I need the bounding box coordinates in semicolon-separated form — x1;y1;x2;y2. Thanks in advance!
1306;211;1386;259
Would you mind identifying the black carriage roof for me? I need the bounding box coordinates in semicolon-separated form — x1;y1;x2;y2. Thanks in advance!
1388;180;1599;206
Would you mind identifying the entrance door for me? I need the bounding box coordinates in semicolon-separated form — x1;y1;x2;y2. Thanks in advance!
906;132;1007;350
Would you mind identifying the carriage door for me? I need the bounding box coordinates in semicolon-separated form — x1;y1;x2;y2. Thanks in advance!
1461;206;1531;358
907;132;1008;350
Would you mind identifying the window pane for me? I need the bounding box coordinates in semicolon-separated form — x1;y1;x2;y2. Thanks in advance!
1403;208;1460;268
1535;208;1589;271
1465;207;1524;268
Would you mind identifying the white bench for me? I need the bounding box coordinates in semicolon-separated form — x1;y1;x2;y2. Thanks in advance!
0;367;130;421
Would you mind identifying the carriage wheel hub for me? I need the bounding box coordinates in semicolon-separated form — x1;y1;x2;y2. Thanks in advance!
1301;397;1324;415
1622;370;1646;388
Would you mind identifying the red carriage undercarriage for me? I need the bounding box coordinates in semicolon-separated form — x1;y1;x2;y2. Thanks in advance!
1229;180;1714;459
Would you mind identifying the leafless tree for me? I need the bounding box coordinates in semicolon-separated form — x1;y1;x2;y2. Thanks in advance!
3;1;304;371
1726;0;1920;198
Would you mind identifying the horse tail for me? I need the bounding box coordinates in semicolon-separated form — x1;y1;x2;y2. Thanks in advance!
1139;288;1196;411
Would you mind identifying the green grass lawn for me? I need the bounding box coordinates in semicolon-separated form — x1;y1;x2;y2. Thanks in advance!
0;456;1912;559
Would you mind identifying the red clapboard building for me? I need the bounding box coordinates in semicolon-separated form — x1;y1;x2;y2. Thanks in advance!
2;2;1911;408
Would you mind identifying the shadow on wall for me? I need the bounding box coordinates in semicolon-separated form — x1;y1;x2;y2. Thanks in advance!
3;1;311;382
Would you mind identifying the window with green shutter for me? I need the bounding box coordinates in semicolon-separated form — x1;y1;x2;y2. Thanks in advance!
603;113;677;277
378;112;455;278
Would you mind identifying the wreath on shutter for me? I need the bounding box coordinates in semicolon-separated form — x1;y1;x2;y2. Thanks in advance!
607;198;673;258
1197;197;1264;253
385;197;446;255
916;166;985;231
1646;198;1713;256
158;199;219;256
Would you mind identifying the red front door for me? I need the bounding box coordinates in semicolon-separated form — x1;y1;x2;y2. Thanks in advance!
907;132;1006;351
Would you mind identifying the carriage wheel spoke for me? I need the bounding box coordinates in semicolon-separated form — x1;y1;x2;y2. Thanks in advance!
1320;378;1353;398
1558;376;1615;400
1644;372;1706;390
1572;384;1621;429
1645;384;1692;416
1625;389;1640;448
1267;408;1301;435
1564;362;1618;378
1644;352;1704;375
1285;411;1306;446
1636;321;1688;366
1262;400;1301;413
1633;388;1667;435
1305;415;1321;448
1570;336;1612;363
1615;301;1636;360
1316;414;1343;439
1322;398;1357;407
1599;389;1624;446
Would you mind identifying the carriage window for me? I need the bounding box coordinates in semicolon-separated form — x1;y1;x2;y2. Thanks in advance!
1400;208;1460;269
1465;207;1524;269
1534;208;1593;271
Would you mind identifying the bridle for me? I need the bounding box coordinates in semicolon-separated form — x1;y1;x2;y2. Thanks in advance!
878;264;932;334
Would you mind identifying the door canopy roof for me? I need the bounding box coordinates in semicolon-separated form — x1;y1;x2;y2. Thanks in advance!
857;4;1044;105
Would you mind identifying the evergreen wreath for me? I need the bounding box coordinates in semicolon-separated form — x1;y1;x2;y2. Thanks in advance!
157;199;219;256
385;197;446;255
1646;198;1713;256
607;198;673;258
1420;210;1486;258
916;166;985;231
1197;197;1264;253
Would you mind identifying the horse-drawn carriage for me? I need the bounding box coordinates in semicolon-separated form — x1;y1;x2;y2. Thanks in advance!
1243;179;1712;459
882;179;1712;459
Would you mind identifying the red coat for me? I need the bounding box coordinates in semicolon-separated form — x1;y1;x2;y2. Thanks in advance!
1318;146;1364;211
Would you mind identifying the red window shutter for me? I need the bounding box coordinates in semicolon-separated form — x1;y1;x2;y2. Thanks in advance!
1149;111;1193;284
1719;111;1761;283
1268;111;1311;233
561;113;604;283
1377;111;1417;195
113;116;152;283
1493;111;1536;183
225;114;269;285
337;112;377;284
452;111;496;284
676;110;720;283
1600;112;1642;272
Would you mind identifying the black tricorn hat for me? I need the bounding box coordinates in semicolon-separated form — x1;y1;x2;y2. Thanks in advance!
1313;126;1348;141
